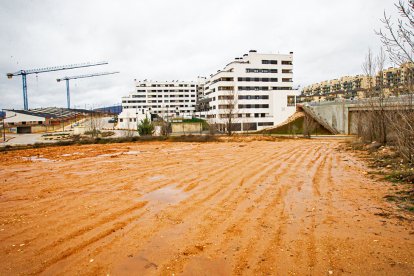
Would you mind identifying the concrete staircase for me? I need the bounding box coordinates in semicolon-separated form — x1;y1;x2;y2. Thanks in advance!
259;111;304;133
301;104;340;134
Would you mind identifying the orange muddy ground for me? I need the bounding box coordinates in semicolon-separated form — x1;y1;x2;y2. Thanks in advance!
0;139;413;275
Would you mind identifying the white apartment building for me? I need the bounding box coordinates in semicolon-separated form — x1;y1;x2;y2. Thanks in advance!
120;80;199;127
198;50;300;131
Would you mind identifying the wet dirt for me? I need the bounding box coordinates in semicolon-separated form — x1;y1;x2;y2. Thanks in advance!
0;139;413;275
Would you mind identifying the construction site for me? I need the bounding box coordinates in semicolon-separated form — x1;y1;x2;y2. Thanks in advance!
2;1;414;274
0;138;413;275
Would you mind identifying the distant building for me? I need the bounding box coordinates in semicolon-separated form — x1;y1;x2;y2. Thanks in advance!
198;50;299;131
376;62;414;92
301;75;371;102
120;50;300;132
301;62;414;102
121;80;199;120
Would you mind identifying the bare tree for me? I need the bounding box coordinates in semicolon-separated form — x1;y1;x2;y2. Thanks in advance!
376;0;414;162
356;49;388;144
86;112;105;137
219;89;239;136
376;0;414;65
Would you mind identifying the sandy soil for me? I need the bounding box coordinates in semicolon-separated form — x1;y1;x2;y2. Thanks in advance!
0;139;413;275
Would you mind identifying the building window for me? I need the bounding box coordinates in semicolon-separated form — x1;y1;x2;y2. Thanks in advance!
238;95;269;100
238;86;269;91
262;60;278;64
258;122;274;126
238;104;269;109
246;68;278;73
238;78;277;82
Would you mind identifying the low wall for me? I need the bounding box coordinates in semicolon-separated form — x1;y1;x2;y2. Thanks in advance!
171;122;202;134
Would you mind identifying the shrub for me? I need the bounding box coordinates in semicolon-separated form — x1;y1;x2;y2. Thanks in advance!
137;117;154;136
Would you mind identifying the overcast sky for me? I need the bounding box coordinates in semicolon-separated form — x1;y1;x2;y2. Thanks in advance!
0;0;400;110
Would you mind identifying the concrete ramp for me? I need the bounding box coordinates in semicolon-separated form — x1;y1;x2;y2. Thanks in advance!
299;104;340;134
260;111;305;133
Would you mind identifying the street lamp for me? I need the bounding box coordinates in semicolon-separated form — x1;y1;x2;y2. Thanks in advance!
1;111;5;143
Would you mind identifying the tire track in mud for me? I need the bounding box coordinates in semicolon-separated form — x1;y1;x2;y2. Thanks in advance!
157;143;314;274
1;144;271;242
233;142;331;275
104;143;303;274
287;143;335;274
104;145;303;274
22;201;148;275
4;140;412;275
21;143;290;274
0;145;268;245
323;153;339;272
248;144;326;275
209;146;316;267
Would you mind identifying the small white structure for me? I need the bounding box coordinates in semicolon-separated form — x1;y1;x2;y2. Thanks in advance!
117;108;151;130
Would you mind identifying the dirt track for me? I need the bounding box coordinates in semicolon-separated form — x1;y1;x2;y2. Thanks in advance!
0;139;413;275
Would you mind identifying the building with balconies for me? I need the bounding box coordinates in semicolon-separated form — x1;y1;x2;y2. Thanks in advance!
198;50;300;131
301;62;414;102
120;80;199;121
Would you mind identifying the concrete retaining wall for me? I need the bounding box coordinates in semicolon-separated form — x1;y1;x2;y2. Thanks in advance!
171;122;202;134
307;102;349;134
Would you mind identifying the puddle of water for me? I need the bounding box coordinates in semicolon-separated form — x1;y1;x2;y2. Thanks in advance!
141;186;188;205
22;156;54;162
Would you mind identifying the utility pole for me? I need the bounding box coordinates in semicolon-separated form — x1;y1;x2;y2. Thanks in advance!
2;115;5;143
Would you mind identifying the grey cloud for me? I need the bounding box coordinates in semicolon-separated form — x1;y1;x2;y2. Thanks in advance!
0;0;400;110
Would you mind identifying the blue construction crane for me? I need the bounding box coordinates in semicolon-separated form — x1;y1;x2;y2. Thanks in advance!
56;71;120;109
6;61;108;110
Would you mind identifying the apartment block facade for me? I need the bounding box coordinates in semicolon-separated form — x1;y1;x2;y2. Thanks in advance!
121;80;198;119
197;50;299;131
301;62;414;102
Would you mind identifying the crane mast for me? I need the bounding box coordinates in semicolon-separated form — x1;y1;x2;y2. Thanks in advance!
56;71;119;108
6;61;108;110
